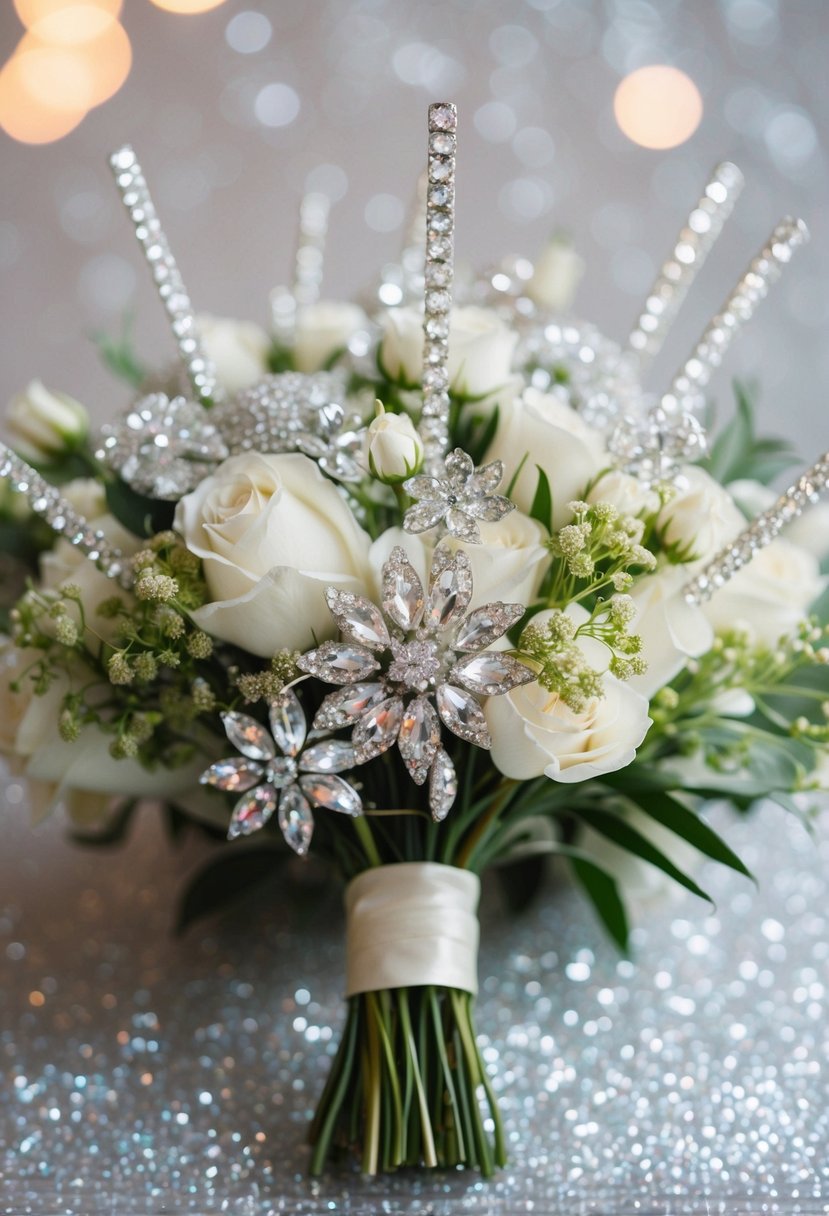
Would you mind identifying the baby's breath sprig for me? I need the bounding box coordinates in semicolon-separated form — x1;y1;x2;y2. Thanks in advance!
545;500;657;611
234;650;302;704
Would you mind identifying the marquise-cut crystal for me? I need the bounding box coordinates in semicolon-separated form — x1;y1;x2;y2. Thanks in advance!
436;683;491;748
325;588;390;651
278;784;314;856
353;697;404;762
297;642;380;684
452;652;534;696
299;740;357;774
268;688;306;758
382;546;425;630
312;682;387;731
455;602;525;651
425;549;473;631
429;748;457;821
200;756;263;793
227;784;278;840
398;696;441;784
221;711;276;762
299;774;362;817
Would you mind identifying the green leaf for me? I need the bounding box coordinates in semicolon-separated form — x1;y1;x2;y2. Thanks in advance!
105;478;175;538
175;844;286;934
569;856;630;951
631;790;755;883
578;808;714;905
703;381;798;487
529;466;553;532
92;312;146;388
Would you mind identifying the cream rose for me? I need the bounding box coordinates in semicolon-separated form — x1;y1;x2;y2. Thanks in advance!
294;301;368;373
379;305;518;398
526;237;585;314
659;466;746;559
483;386;605;527
702;538;825;645
197;314;270;395
366;404;424;484
6;380;89;461
487;670;651;783
441;512;550;612
588;468;661;518
628;566;714;698
175;452;372;656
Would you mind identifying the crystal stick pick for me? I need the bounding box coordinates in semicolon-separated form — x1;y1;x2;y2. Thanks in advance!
271;191;330;344
378;170;429;307
420;102;457;476
661;216;810;417
684;447;829;604
0;442;130;587
109;145;224;408
627;162;744;373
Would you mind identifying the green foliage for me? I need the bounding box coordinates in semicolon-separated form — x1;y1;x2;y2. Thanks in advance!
703;381;798;486
92;313;147;388
105;478;176;538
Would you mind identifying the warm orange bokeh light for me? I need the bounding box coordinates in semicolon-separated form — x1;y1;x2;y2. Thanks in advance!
148;0;228;11
0;51;88;143
27;3;118;45
13;0;121;26
9;40;94;112
613;65;703;151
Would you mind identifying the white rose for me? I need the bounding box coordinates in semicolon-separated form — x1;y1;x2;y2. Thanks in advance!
483;386;605;527
0;648;206;823
441;512;550;612
379;305;518;398
294;301;368;373
526;237;585;314
197;314;270;395
702;538;825;645
6;380;89;461
175;452;372;656
729;478;829;563
486;668;651;783
627;566;714;698
659;466;745;559
588;468;661;518
366;404;424;484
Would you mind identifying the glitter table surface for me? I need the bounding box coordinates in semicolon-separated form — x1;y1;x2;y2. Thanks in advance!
1;769;828;1216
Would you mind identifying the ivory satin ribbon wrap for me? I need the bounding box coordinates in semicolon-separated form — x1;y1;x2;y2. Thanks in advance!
344;862;481;998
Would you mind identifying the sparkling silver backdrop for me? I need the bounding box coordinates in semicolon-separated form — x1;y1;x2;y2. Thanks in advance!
1;0;828;457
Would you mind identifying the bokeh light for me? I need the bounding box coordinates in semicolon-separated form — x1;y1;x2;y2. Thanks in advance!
148;0;228;13
0;50;88;143
13;0;121;24
613;65;703;150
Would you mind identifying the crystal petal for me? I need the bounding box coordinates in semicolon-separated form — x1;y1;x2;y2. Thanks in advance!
455;602;526;651
463;493;514;523
403;475;444;499
268;688;306;757
200;756;264;793
297;642;380;684
382;546;425;631
444;448;474;488
278;783;314;856
299;773;362;817
425;548;473;631
404;499;449;533
325;588;390;651
221;711;276;762
299;739;357;774
397;696;441;785
468;460;504;495
429;748;457;821
436;683;491;748
312;682;387;731
444;507;481;543
452;652;534;696
353;696;404;762
227;784;278;840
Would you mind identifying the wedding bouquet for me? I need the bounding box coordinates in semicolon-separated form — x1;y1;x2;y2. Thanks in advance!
2;104;828;1177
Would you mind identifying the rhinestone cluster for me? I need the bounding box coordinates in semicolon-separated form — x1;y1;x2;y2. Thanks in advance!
627;162;744;371
420;102;457;476
662;216;810;418
403;447;514;544
685;449;829;604
96;394;229;500
200;687;362;856
297;545;532;820
109;146;223;408
210;371;368;482
0;442;129;587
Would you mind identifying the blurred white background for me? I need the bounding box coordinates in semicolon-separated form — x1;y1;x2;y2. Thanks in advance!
1;0;828;457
